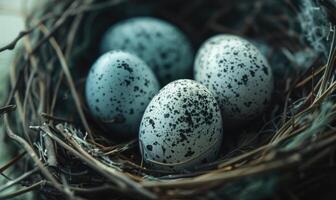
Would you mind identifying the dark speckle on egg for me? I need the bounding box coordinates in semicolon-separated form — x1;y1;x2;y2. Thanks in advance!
146;145;153;151
139;79;223;172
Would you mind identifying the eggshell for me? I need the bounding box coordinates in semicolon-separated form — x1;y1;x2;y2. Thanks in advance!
194;35;273;123
100;17;194;85
85;51;160;137
139;79;223;172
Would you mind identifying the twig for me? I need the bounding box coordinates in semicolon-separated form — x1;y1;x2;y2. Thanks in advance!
142;153;301;189
38;24;94;140
3;114;75;199
0;1;77;53
317;26;336;97
30;1;81;55
0;0;125;53
0;105;16;116
40;112;74;123
0;166;40;193
0;30;32;52
0;180;45;200
39;124;157;199
0;152;26;174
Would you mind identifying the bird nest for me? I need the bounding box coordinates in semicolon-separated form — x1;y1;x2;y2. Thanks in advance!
1;0;336;199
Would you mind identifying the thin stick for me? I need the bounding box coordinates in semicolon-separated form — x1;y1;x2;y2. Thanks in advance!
0;180;45;200
39;124;157;199
0;0;124;53
318;26;336;96
40;112;74;123
3;114;75;199
38;24;94;140
0;105;16;116
0;152;26;174
0;30;33;52
0;167;40;192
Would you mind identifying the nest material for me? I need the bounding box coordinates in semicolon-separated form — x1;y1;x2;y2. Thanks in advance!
1;0;336;199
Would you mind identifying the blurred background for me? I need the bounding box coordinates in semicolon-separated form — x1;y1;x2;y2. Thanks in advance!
0;0;34;99
0;1;35;199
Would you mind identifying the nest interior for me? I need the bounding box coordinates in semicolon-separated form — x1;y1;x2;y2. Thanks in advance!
1;0;336;199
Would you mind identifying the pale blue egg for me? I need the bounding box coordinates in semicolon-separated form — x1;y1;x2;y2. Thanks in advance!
85;51;160;137
139;79;223;172
100;17;194;85
194;35;274;123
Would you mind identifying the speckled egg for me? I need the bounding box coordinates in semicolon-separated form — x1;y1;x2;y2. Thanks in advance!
194;35;273;123
139;79;223;172
85;51;160;137
100;17;194;85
